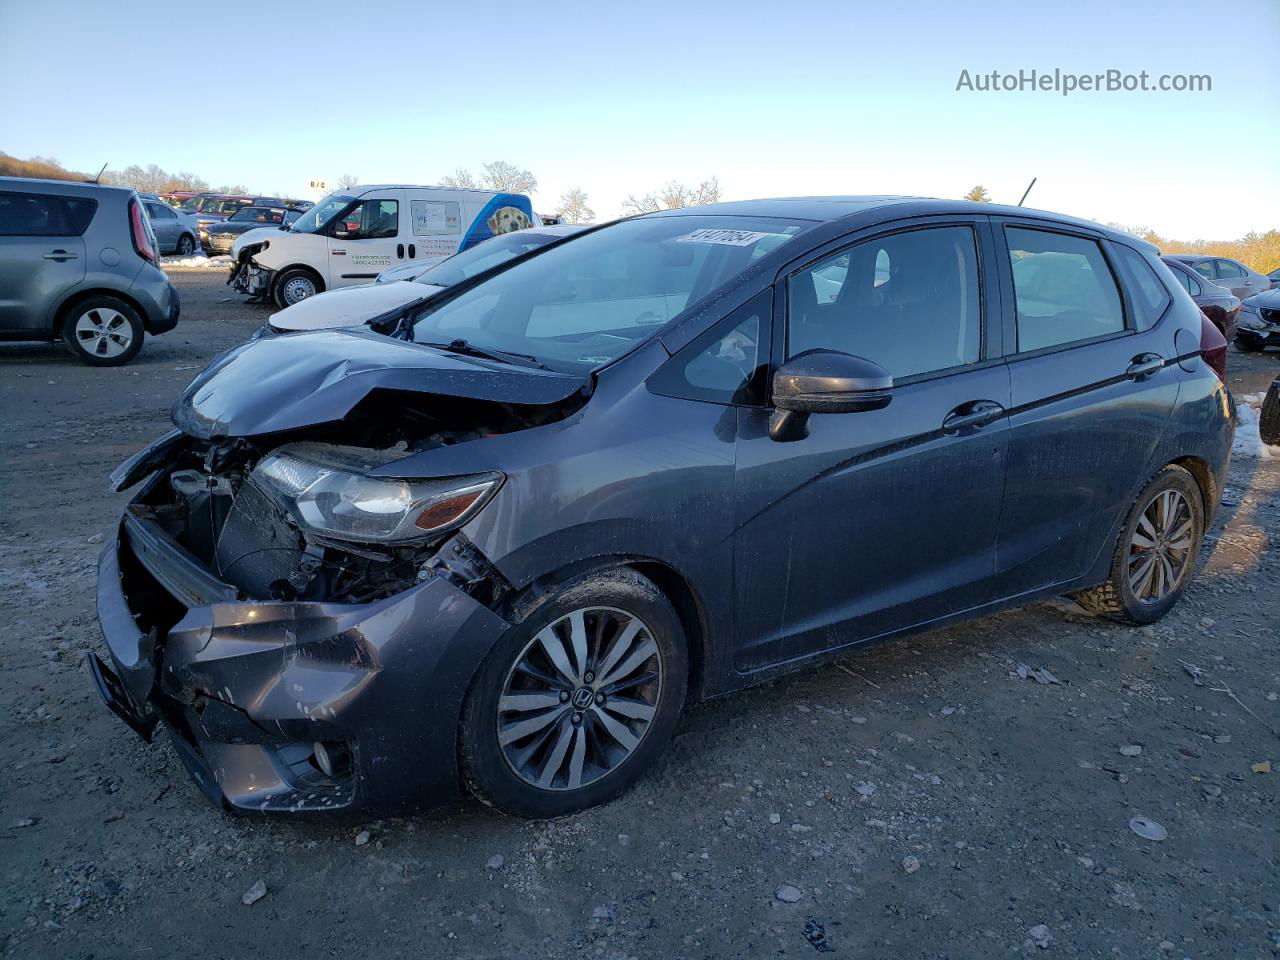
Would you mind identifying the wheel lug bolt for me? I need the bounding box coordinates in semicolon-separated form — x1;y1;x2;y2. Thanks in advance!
584;672;594;684
595;692;606;705
559;690;570;703
571;713;582;726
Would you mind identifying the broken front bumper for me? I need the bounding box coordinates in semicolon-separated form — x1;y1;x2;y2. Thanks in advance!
91;504;509;815
228;259;274;300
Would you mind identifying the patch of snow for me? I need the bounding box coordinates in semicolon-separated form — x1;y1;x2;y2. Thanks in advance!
162;254;232;269
1232;394;1274;460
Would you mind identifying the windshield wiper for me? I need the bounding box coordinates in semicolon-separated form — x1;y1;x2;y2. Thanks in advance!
418;338;548;370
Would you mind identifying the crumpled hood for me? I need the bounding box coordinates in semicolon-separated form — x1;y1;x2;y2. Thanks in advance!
269;280;443;332
172;329;588;439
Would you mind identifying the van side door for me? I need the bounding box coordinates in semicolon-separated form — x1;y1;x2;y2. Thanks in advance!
0;190;89;335
325;190;407;287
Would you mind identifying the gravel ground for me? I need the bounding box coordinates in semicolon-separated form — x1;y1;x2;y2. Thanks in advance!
1;267;1277;959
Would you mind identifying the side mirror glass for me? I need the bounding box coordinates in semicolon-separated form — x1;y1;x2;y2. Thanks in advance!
769;350;892;441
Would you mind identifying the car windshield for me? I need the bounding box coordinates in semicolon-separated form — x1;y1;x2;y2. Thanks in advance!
411;215;808;372
290;193;356;234
230;207;285;224
414;231;567;287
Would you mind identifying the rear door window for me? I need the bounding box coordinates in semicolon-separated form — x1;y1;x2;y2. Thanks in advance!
1006;227;1124;352
0;191;97;236
1215;259;1244;279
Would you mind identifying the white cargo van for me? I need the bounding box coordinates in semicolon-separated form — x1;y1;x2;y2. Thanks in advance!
228;185;538;308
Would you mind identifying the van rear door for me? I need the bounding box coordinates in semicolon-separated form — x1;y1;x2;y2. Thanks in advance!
325;190;407;288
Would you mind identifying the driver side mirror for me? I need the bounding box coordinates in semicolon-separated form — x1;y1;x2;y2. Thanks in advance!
769;350;892;441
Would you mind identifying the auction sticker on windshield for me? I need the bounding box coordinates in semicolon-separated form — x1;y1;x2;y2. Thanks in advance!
674;228;771;246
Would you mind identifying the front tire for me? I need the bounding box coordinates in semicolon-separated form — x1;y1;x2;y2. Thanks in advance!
272;268;321;308
460;568;687;819
62;297;144;366
1073;465;1204;624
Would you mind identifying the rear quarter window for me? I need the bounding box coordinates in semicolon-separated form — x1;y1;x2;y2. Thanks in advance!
1112;245;1171;331
0;191;98;237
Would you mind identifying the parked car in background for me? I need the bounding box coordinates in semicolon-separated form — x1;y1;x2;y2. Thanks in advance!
141;197;200;255
230;185;540;307
91;197;1232;817
190;194;310;244
201;205;303;256
261;223;589;336
1161;256;1240;342
1235;288;1280;352
0;177;179;365
1163;254;1270;302
1267;266;1280;289
159;191;201;210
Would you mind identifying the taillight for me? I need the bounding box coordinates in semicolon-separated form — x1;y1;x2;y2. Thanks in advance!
1199;312;1227;383
129;199;156;264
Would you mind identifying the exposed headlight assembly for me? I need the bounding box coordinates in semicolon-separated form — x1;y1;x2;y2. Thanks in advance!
254;443;501;544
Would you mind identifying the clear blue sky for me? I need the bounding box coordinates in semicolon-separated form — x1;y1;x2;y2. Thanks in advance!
2;0;1277;238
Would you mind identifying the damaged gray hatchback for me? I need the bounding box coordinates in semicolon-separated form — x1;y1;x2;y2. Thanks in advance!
90;197;1234;817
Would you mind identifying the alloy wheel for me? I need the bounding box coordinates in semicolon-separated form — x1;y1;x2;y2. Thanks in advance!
498;606;663;791
74;308;133;359
1127;489;1194;604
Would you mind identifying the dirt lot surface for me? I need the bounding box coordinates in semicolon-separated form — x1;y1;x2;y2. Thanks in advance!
2;266;1278;959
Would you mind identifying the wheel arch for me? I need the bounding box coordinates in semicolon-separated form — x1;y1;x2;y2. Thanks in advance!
1169;455;1218;522
53;288;147;339
506;554;711;705
272;263;326;296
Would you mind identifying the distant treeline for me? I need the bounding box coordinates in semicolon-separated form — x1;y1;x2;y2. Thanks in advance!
1112;223;1279;275
0;152;247;195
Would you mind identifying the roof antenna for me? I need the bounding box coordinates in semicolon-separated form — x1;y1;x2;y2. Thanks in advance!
92;162;108;184
1017;177;1037;207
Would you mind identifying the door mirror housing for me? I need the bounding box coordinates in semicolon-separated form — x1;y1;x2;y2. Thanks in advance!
769;350;892;441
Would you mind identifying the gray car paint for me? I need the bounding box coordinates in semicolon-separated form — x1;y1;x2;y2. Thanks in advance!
91;197;1234;815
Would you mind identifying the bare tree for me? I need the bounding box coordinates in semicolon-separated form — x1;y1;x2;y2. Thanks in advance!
165;171;209;192
555;187;595;224
481;160;537;194
623;177;721;215
963;185;991;202
439;167;477;188
335;173;360;191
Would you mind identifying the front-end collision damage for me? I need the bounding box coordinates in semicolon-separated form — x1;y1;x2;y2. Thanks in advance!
92;451;515;813
89;331;592;811
228;240;273;301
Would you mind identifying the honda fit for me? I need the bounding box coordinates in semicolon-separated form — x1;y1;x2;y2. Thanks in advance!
90;197;1233;816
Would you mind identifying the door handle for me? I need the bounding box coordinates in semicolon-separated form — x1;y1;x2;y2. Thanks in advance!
408;243;416;258
1125;353;1165;380
942;400;1005;434
396;243;404;259
43;250;78;261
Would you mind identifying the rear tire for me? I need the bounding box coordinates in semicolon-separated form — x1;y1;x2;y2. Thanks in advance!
1234;335;1261;353
272;268;321;308
176;233;195;255
1260;379;1280;446
61;296;144;366
1073;465;1204;624
460;568;687;819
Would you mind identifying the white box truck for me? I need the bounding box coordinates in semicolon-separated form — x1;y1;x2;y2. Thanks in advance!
228;185;539;308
